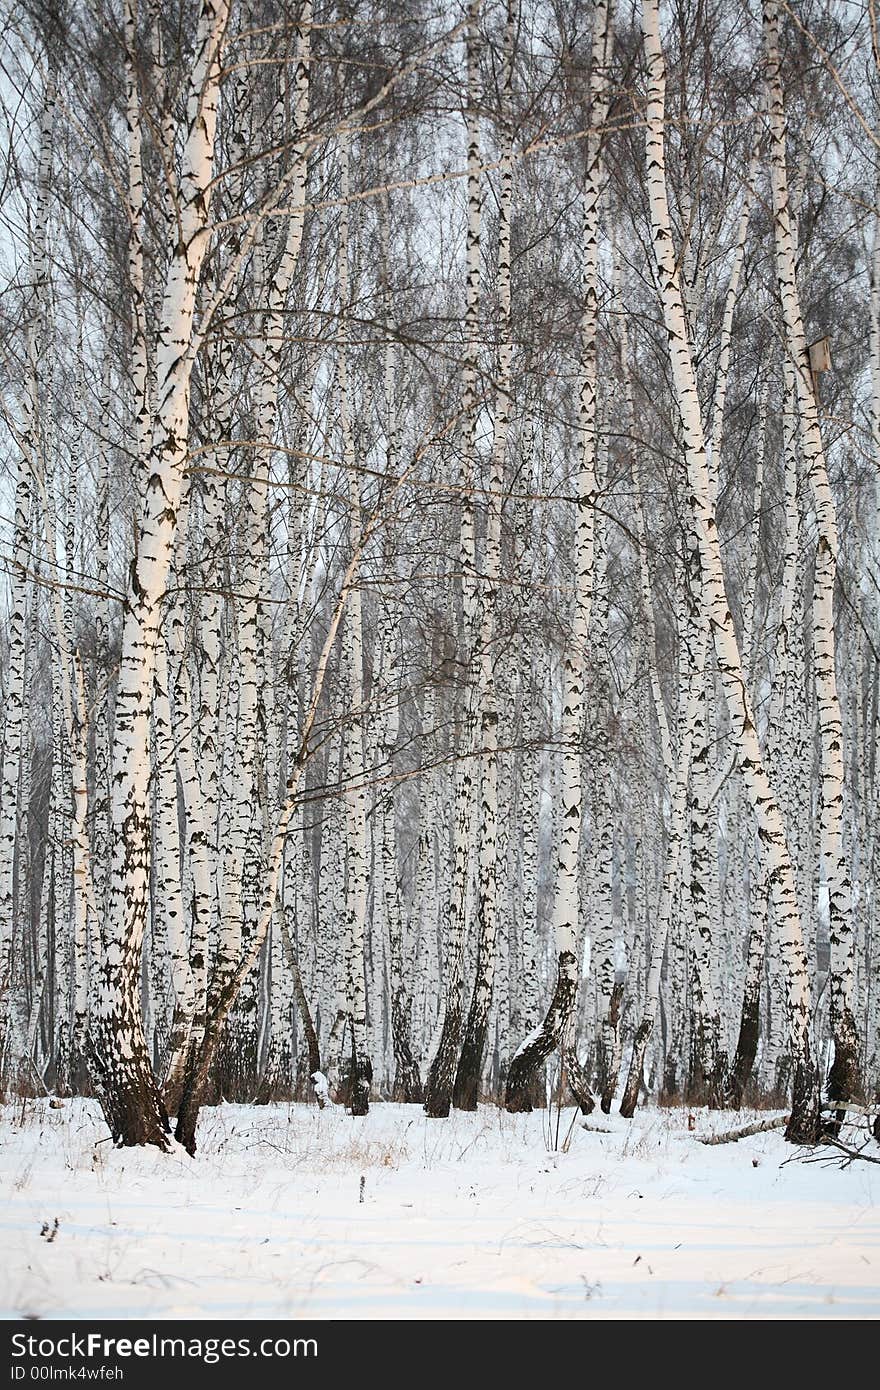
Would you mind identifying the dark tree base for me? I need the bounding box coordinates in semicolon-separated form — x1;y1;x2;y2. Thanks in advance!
342;1033;372;1117
254;1045;295;1104
598;982;624;1113
565;1048;595;1115
726;996;759;1110
784;1058;820;1144
775;1055;792;1101
453;1018;489;1112
826;1013;866;1112
709;1051;728;1110
389;994;421;1103
89;1004;171;1151
424;1004;462;1118
392;1059;423;1104
213;1021;260;1103
349;1066;372;1117
659;1054;680;1107
596;1038;613;1113
505;952;578;1113
619;1019;653;1119
93;1057;170;1150
175;1080;201;1155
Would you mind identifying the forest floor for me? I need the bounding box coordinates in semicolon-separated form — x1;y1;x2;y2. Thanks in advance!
1;1096;878;1319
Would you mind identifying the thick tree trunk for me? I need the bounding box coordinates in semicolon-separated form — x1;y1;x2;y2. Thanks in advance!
90;0;229;1149
506;952;579;1113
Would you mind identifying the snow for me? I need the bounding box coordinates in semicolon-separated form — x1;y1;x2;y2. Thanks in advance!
310;1072;329;1105
510;1024;544;1063
1;1098;877;1320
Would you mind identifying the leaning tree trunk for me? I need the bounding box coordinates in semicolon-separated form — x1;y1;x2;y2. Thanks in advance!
173;131;374;1146
641;0;818;1143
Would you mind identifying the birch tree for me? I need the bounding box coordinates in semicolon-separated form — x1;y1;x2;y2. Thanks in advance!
90;0;230;1149
424;2;483;1118
0;74;55;1077
762;0;863;1111
453;0;515;1112
638;0;818;1142
505;0;615;1112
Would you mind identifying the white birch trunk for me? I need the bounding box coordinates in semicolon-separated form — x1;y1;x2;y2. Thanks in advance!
92;0;229;1149
620;625;708;1117
151;641;186;1073
640;0;817;1141
506;0;614;1112
424;3;483;1116
335;119;372;1115
762;0;861;1108
124;0;152;488
454;0;514;1111
0;77;55;1072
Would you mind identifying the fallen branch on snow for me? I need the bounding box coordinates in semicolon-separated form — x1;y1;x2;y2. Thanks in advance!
697;1115;788;1145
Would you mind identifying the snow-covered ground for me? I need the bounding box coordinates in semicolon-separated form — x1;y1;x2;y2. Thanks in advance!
1;1098;877;1319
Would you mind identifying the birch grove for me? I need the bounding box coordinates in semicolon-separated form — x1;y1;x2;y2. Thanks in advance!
0;0;878;1151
